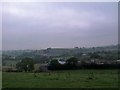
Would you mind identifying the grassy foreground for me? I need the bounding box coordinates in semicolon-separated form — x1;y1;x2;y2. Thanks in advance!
2;69;118;88
0;71;2;89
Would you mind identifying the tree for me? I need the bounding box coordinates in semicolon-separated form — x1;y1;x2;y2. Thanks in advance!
66;57;78;69
49;59;60;70
16;57;34;72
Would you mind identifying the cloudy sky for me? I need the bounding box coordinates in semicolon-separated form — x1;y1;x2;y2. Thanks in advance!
2;2;118;50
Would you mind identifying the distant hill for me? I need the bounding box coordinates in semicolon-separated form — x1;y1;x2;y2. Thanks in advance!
2;44;118;57
2;44;119;65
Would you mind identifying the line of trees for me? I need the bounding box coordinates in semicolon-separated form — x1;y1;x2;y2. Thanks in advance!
48;57;119;70
15;56;119;72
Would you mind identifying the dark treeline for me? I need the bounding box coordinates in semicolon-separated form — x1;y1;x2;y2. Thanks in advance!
47;57;120;70
48;63;120;70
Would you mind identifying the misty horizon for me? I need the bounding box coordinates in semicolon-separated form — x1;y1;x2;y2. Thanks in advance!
2;44;118;51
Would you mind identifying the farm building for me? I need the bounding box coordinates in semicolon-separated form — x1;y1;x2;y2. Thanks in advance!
58;60;66;65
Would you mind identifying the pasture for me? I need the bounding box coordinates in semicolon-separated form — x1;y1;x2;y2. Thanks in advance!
2;69;118;88
0;71;2;89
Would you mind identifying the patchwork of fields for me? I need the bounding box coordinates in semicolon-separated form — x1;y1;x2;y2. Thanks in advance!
2;69;119;88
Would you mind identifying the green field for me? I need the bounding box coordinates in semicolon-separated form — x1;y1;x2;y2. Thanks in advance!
2;69;119;88
0;71;2;89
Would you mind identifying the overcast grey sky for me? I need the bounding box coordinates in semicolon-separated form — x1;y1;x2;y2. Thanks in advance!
2;2;118;50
